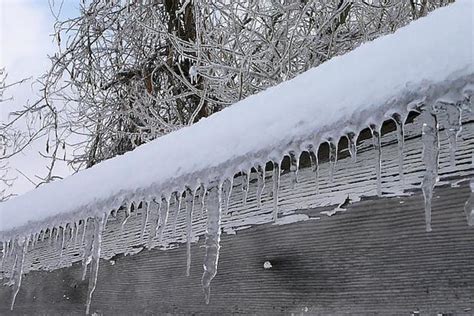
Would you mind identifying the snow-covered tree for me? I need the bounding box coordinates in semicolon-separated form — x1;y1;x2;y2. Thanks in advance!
5;0;452;177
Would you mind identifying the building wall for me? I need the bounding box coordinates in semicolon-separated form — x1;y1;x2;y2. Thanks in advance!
1;112;473;315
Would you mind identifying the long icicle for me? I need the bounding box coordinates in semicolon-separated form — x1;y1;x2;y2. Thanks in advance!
185;187;194;276
272;161;281;221
85;214;106;315
82;218;93;281
392;113;405;184
201;185;222;304
370;124;382;197
421;107;439;232
10;236;28;311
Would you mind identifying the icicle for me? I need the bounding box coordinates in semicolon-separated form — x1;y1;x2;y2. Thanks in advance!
307;144;319;193
140;201;150;242
73;220;80;248
369;124;382;197
241;170;250;205
120;202;133;231
31;233;38;249
185;187;194;277
50;226;58;246
465;178;474;226
85;214;106;315
421;108;439;232
172;191;183;236
272;161;281;222
68;224;75;245
82;219;94;281
439;102;462;167
221;178;233;215
327;138;338;183
157;196;170;243
346;132;357;163
200;184;207;218
392;113;405;184
201;186;222;304
81;219;88;245
10;236;28;310
0;240;6;272
147;200;160;248
289;151;299;189
59;226;66;261
256;164;265;207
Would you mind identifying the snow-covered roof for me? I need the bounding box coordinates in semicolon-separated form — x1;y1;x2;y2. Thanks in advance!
1;0;472;236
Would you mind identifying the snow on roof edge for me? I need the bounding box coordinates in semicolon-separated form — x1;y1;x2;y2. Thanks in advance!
1;0;473;237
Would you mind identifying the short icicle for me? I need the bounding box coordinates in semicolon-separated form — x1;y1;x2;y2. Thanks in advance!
147;200;161;248
10;236;28;311
465;178;474;226
272;161;281;221
346;132;358;163
120;201;133;232
85;214;106;315
185;187;194;276
222;177;233;215
241;170;250;205
327;138;338;183
201;186;222;304
392;113;405;184
172;191;183;236
442;102;462;167
307;144;319;193
157;196;170;244
256;164;265;207
289;151;299;189
0;240;6;272
73;220;80;248
140;201;150;242
421;107;439;232
200;184;207;218
370;124;382;197
58;226;67;263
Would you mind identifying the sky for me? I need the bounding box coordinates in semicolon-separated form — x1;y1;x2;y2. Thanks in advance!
0;0;79;197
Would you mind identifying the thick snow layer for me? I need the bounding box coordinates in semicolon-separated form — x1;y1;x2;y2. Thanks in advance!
0;0;472;234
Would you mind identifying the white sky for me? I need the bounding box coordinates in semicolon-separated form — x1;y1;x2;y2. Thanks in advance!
0;0;78;197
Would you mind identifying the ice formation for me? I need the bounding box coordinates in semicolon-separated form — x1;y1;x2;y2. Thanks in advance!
421;107;440;232
272;161;281;221
201;186;222;304
185;187;194;277
465;178;474;226
0;1;472;312
370;124;382;197
391;113;406;183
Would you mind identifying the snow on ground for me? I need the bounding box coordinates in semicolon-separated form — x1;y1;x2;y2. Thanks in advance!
0;0;472;235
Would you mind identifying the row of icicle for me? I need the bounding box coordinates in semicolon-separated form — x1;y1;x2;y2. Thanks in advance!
0;93;472;314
